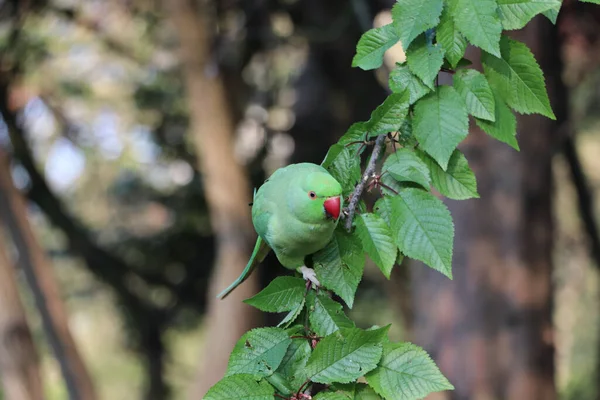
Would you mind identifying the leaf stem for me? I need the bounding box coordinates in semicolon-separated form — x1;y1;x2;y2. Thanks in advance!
344;134;386;231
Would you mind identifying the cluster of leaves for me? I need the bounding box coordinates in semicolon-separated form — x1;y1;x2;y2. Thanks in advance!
206;279;452;400
206;0;600;398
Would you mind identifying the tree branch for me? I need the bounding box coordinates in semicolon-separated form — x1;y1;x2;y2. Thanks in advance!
563;135;600;267
344;134;386;231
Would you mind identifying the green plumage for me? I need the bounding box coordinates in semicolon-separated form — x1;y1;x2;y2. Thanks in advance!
217;163;343;299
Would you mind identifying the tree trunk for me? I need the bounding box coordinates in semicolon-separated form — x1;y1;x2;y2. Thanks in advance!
409;18;556;400
0;149;97;400
0;203;44;400
164;1;261;397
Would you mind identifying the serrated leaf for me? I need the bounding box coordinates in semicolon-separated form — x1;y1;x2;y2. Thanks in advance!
388;65;431;105
475;91;519;150
374;197;395;231
380;173;403;196
383;149;432;190
276;329;312;388
406;35;445;89
355;213;397;279
313;229;365;308
497;0;561;30
453;69;496;121
322;144;345;168
309;292;355;337
417;149;479;200
278;297;306;328
315;383;382;400
205;374;275;400
244;277;306;313
337;122;369;148
314;393;351;400
226;327;292;379
353;24;400;71
580;0;600;3
390;189;454;278
391;0;443;51
366;92;410;136
397;116;418;147
366;342;454;400
437;7;467;68
413;86;469;170
482;36;555;119
305;326;389;384
449;0;502;57
543;7;559;23
324;145;362;196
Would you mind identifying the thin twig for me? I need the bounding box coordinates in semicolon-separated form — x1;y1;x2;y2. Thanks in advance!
344;134;386;231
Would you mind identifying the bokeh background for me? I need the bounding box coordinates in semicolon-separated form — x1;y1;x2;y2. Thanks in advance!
0;0;599;399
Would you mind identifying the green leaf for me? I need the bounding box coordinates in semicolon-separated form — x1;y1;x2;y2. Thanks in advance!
276;327;312;388
309;292;355;337
383;149;432;190
366;92;411;136
390;189;454;278
497;0;561;30
449;0;502;57
388;64;431;105
475;91;519;150
406;35;445;89
391;0;443;51
413;86;469;170
396;116;418;147
453;69;496;121
313;229;365;308
278;297;306;328
244;277;306;313
205;374;275;400
314;393;351;400
324;145;362;196
353;24;399;71
366;342;454;400
580;0;600;3
226;327;292;379
374;197;395;233
315;383;382;400
337;122;369;148
305;326;389;384
482;36;556;119
437;7;467;68
418;149;479;200
543;7;559;23
355;213;397;278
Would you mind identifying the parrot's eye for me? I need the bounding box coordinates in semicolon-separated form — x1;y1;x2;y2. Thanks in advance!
308;191;317;199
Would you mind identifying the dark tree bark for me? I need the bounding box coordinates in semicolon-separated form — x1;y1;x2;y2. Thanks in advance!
410;18;556;400
164;1;261;398
0;148;97;400
0;200;44;400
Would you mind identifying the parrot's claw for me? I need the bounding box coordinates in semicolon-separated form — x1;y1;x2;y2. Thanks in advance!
298;266;320;288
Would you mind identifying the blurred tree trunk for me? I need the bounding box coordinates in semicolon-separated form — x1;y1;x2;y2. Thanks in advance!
0;148;96;400
409;18;556;400
0;189;43;400
165;0;260;398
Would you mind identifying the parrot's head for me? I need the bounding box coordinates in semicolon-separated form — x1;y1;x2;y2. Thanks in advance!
293;171;343;223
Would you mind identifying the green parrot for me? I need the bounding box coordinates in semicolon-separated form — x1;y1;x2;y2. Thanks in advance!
217;163;343;299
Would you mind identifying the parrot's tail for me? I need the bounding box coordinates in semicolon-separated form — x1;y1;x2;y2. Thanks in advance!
216;236;271;299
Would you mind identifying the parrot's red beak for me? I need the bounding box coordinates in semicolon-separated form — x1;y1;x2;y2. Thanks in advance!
324;196;341;220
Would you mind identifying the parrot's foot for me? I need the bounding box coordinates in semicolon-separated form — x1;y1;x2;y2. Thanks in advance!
298;266;320;288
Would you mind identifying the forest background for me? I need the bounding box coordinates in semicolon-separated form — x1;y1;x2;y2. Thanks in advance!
0;0;600;399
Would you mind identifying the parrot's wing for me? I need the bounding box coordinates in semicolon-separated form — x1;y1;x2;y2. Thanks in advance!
216;235;271;299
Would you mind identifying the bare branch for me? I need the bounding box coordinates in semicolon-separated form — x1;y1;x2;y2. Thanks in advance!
344;134;386;231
